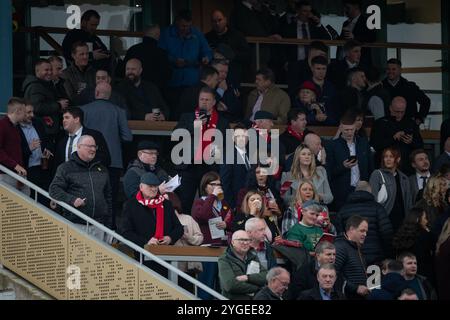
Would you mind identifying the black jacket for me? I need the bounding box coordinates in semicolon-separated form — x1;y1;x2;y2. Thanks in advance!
280;128;313;157
123;36;171;89
334;234;368;297
328;59;368;91
19;118;52;169
177;82;209;117
54;126;111;169
367;272;408;300
49;153;112;227
382;76;430;122
120;198;183;248
298;284;346;300
336;191;393;265
253;286;282;300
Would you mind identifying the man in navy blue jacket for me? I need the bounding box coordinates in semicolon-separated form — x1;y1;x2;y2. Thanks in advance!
325;114;374;210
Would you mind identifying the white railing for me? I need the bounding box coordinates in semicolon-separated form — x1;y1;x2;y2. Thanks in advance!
0;163;226;300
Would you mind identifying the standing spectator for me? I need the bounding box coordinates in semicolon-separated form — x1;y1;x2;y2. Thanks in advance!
392;207;434;282
326;114;373;210
298;264;345;300
61;42;96;102
409;149;431;202
328;40;364;91
123;24;171;90
435;217;450;299
116;58;169;121
280;109;312;157
254;267;290;300
334;215;369;300
158;9;212;110
367;260;407;300
205;10;250;84
369;147;412;232
338;0;376;65
336;181;393;265
62;10;111;71
49;135;112;240
48;55;68;100
281;144;333;207
433;136;450;173
220;123;251;209
246;217;277;270
399;252;437;300
123;141;169;199
416;175;448;228
218;230;268;300
364;66;390;120
80;83;133;229
370;96;424;175
382;58;431;124
245;68;290;124
22;59;69;137
340;68;368;114
0;98;27;187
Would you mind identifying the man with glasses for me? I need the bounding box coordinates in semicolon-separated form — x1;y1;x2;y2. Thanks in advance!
123;141;169;199
254;267;290;300
49;135;112;242
218;230;268;300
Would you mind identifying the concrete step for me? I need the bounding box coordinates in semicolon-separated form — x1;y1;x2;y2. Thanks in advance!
0;265;53;300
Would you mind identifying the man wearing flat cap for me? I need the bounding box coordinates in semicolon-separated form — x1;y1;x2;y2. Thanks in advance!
120;172;183;250
123;140;170;199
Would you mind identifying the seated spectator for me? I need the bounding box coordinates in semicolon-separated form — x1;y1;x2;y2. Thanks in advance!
54;107;110;169
399;252;437;300
393;207;434;282
49;135;112;240
281;144;333;208
0;98;27;188
365;65;390;120
337;1;376;65
367;259;407;300
328;40;365;90
246;218;277;270
285;200;324;252
280;109;312;157
287;241;341;299
177;66;219;117
336;181;393;266
254;267;291;300
62;10;111;71
281;180;320;235
304;132;326;167
292;81;328;127
245;68;290;124
22;58;69;137
232;190;280;243
123;24;171;90
219;123;251;209
48;55;69;100
383;58;430;124
398;288;419;300
370;97;424;175
298;264;345;300
191;171;233;299
369;147;412;232
123;141;169;199
416;175;448;229
325;113;373;210
340;67;367;114
435;217;450;299
61;42;96;102
116;58;169;121
334;215;370;299
218;230;268;300
409;149;431;202
433;137;450;173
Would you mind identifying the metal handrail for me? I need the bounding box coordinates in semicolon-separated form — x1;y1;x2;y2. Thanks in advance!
0;163;226;300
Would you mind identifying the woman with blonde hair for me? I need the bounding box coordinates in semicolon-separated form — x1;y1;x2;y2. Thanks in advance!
417;175;448;227
280;144;333;207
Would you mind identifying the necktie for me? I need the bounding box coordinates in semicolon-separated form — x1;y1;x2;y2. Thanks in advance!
420;176;428;190
243;153;250;170
67;135;75;160
301;23;309;57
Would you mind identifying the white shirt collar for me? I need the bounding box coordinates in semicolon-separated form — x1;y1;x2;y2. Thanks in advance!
416;172;430;179
72;126;83;137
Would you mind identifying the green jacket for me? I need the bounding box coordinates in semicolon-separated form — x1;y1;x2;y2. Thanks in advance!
218;246;268;300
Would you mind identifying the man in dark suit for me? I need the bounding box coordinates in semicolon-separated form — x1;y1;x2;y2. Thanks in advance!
409;149;431;202
433;138;450;173
298;264;345;300
54;107;110;170
280;108;312;157
219;123;251;209
174;87;230;213
326;113;374;210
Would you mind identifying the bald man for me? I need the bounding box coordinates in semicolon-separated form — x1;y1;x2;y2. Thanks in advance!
80;83;133;229
370;96;424;174
217;230;268;300
117;58;169;121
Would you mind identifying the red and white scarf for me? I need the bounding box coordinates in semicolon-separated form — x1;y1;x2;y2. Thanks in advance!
286;125;305;142
194;107;219;163
136;191;165;240
296;204;303;223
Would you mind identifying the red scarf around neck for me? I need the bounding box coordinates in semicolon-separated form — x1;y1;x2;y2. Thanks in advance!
296;204;303;223
287;125;305;141
136;191;165;240
194;107;219;163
